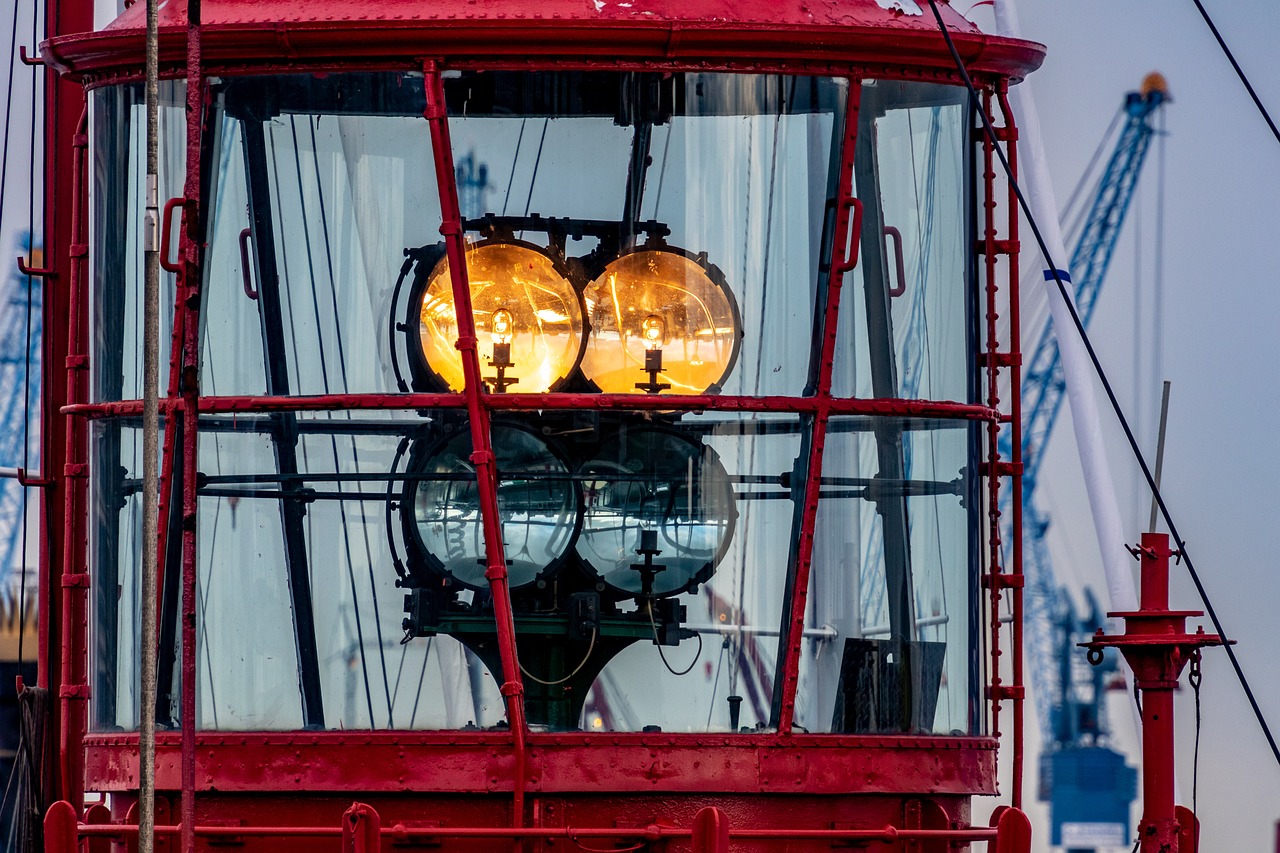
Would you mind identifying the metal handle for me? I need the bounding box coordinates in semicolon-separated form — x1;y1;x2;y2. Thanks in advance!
833;197;864;276
883;225;906;297
159;197;184;274
238;228;259;300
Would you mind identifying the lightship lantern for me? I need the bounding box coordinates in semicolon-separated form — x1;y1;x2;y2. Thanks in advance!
33;0;1046;849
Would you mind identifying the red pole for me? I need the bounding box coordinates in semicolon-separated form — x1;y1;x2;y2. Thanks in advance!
1083;532;1226;853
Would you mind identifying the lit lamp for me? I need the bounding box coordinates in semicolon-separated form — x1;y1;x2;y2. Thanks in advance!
404;425;580;590
416;241;586;393
576;427;736;598
580;249;741;395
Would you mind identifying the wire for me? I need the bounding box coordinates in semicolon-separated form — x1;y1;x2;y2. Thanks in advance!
1190;650;1202;821
924;0;1280;771
518;629;597;686
305;117;395;728
1188;0;1280;148
648;604;703;676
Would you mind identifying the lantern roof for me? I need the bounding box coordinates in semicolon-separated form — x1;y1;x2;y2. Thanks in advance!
44;0;1044;80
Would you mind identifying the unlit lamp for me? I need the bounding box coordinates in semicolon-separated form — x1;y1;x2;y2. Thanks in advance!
405;425;580;590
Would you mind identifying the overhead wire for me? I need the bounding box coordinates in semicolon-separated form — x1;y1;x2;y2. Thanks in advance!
1188;0;1280;148
924;0;1280;770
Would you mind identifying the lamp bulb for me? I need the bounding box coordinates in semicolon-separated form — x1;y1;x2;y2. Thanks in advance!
492;308;514;344
641;314;666;350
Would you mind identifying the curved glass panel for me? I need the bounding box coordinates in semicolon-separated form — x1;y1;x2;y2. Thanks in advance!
833;81;972;403
91;71;984;737
417;242;585;393
795;415;978;735
407;425;578;589
576;426;736;597
444;71;848;397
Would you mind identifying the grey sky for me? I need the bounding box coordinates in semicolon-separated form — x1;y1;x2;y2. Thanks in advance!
973;0;1280;848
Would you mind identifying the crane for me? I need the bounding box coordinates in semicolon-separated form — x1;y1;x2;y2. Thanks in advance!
0;234;41;602
1002;76;1167;850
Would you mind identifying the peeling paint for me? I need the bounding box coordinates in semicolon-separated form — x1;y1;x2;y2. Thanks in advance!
875;0;922;15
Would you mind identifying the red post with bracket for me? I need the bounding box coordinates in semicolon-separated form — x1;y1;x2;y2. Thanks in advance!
1082;532;1227;853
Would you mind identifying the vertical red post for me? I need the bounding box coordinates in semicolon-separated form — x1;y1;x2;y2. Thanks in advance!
1083;532;1226;853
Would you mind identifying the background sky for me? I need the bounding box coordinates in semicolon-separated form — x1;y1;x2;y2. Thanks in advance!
3;0;1279;848
967;0;1280;848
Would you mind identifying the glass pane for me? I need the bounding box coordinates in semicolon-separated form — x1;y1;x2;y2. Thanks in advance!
90;82;185;404
832;81;971;402
578;412;804;733
795;415;979;735
90;412;508;731
203;72;440;397
441;71;847;397
395;411;805;733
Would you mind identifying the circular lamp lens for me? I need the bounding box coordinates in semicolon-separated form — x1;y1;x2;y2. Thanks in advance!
417;242;586;393
581;250;741;394
576;427;736;598
407;425;579;590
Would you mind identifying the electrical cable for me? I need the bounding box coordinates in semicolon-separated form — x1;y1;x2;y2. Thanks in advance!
518;628;597;686
648;604;703;676
924;0;1280;770
1188;0;1280;148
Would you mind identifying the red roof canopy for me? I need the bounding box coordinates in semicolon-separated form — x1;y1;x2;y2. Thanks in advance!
45;0;1043;80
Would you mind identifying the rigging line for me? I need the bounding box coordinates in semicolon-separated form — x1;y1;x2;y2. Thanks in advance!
500;118;527;217
704;636;728;731
1189;0;1280;148
521;118;549;221
408;636;433;728
648;120;675;217
305;117;395;727
286;117;377;728
925;0;1280;770
391;637;410;707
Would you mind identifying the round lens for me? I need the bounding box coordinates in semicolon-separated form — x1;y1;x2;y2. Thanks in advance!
409;425;579;589
417;242;586;393
581;250;740;395
576;427;736;597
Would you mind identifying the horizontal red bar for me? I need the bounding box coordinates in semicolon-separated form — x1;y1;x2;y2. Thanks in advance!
64;392;998;421
75;823;999;841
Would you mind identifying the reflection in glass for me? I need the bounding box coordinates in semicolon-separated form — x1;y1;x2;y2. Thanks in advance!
577;427;736;598
418;242;585;393
581;250;741;394
796;416;976;735
408;425;579;589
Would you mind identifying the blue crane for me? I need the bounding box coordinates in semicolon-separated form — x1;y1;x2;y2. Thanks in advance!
0;234;42;602
1003;79;1167;849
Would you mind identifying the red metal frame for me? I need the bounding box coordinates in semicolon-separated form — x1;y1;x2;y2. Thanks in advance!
35;1;1040;847
422;60;530;838
1083;532;1224;853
